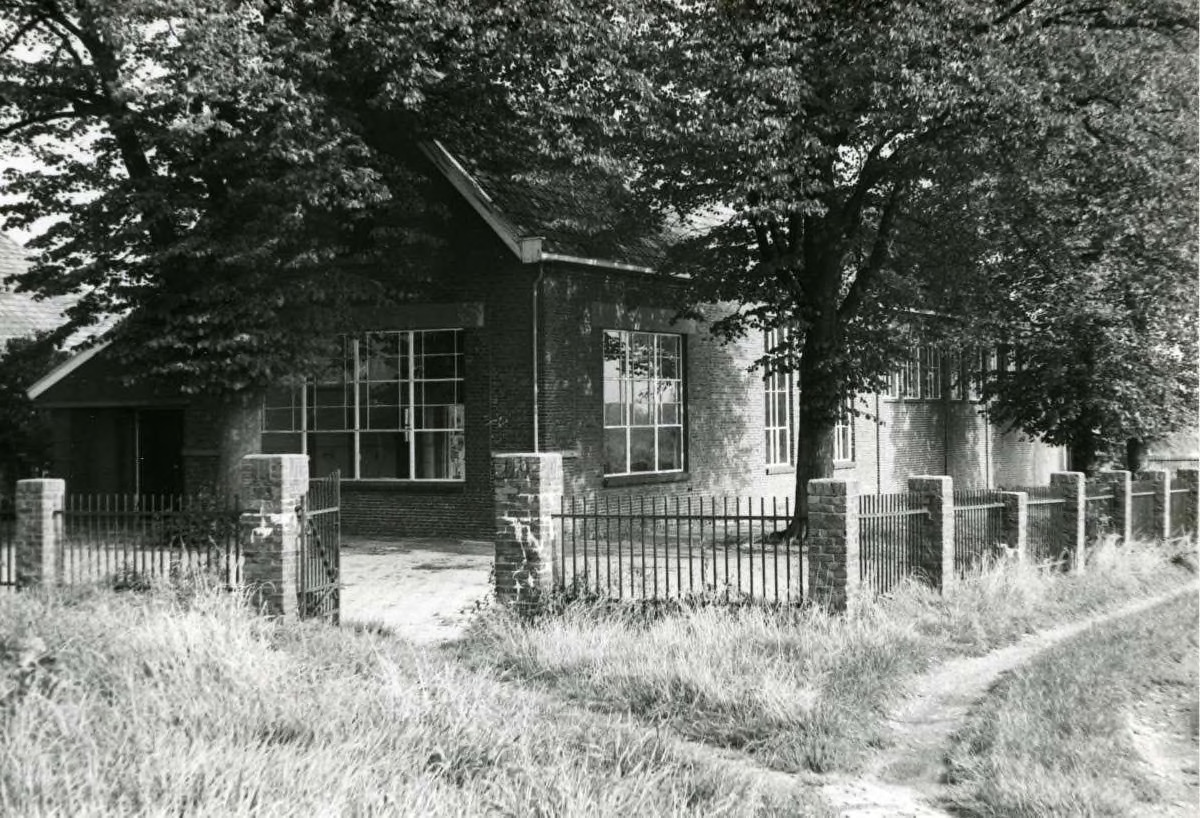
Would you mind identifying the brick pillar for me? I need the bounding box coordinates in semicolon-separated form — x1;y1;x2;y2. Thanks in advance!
493;453;562;604
807;478;861;613
239;454;308;619
1138;469;1171;542
1051;472;1086;573
1000;491;1028;563
14;479;65;588
1100;469;1132;544
1174;469;1199;537
908;476;955;591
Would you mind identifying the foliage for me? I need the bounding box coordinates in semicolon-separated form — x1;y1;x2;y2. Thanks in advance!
0;0;631;392
0;331;66;486
572;0;1198;515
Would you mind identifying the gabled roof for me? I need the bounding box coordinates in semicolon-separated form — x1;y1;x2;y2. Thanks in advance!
0;233;73;348
421;141;667;273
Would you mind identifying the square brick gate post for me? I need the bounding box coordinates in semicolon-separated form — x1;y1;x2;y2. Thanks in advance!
493;453;562;605
239;454;308;620
807;478;861;614
1000;491;1028;564
1099;469;1132;544
14;478;65;589
1050;472;1086;573
908;476;955;592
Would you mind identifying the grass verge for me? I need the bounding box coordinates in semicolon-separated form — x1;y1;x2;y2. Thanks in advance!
460;537;1197;774
942;591;1199;817
0;583;825;816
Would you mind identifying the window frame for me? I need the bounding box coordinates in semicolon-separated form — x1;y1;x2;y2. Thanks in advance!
261;329;465;482
763;327;796;468
602;329;686;477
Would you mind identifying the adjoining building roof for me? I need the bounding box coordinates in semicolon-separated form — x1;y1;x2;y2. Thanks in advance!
422;141;685;273
0;233;73;348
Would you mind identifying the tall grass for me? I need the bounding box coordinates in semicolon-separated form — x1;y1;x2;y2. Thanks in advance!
462;537;1196;774
943;592;1199;817
0;584;820;816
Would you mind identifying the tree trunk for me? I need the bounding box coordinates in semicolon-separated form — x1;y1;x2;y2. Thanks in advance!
789;311;841;539
1068;434;1099;476
1125;438;1146;473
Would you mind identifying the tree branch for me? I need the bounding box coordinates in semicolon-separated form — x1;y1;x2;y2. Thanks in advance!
838;181;906;322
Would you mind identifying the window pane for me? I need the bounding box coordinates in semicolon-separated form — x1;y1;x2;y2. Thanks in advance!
308;432;353;479
602;331;626;379
603;428;627;474
262;432;302;455
264;407;297;432
414;431;464;479
630;333;653;377
631;380;652;425
418;405;462;430
661;402;680;425
658;427;682;471
360;432;408;478
419;330;458;356
629;428;656;473
420;381;458;406
363;333;402;381
418;354;457;380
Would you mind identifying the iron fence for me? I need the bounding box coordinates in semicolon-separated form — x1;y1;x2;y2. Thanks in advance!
1169;487;1194;538
58;494;241;588
1129;479;1158;541
298;472;341;623
1085;478;1117;543
0;495;13;590
952;489;1005;574
859;492;926;594
554;495;801;604
1016;486;1068;566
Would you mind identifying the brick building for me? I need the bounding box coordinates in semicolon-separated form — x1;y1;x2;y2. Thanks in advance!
25;144;1064;538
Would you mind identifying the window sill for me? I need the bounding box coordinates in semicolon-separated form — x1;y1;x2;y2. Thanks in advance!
343;480;466;494
765;464;795;475
602;471;689;488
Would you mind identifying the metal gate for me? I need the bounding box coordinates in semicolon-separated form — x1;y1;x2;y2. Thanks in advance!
298;471;340;623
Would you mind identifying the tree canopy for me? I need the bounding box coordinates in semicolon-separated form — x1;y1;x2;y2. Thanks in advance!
0;0;631;390
575;0;1197;510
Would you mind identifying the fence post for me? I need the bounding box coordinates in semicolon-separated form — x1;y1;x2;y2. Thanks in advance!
807;478;860;614
908;476;955;591
1000;491;1028;563
1100;469;1132;544
493;452;562;605
1174;469;1199;538
1137;469;1171;542
238;454;307;620
1050;472;1086;573
14;479;65;589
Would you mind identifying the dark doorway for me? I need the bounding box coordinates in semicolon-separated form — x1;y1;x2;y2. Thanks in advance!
137;409;184;496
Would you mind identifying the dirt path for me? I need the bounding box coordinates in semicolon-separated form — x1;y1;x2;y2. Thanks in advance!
819;581;1200;817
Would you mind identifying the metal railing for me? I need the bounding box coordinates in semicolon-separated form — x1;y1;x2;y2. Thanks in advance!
1016;486;1068;566
58;494;241;588
0;495;13;590
953;489;1005;574
1085;478;1117;543
1129;479;1158;541
1169;486;1194;538
859;492;926;594
554;495;801;604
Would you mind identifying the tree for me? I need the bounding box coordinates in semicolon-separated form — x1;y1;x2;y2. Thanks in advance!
582;0;1197;529
0;0;633;391
0;332;66;487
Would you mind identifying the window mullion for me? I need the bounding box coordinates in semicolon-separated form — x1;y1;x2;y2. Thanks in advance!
352;338;361;479
407;331;416;480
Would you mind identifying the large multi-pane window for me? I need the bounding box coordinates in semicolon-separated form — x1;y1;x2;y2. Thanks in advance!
262;330;465;480
603;330;684;475
763;328;795;466
887;345;944;400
